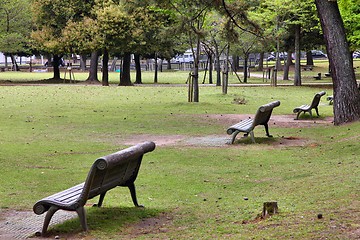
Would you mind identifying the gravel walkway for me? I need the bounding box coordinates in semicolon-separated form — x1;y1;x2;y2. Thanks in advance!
0;210;76;239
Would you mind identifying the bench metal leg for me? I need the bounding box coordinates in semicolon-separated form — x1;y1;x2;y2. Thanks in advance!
128;182;143;207
76;207;88;231
264;123;273;138
95;192;106;207
249;131;255;143
229;130;240;144
295;111;302;120
41;206;59;236
314;107;319;117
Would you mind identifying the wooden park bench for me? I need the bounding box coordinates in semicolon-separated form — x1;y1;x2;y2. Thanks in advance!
33;141;156;236
293;91;326;120
313;73;322;80
226;100;281;144
303;65;313;71
327;95;333;105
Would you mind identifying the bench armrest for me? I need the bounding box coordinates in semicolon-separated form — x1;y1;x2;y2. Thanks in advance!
259;100;281;112
96;141;156;170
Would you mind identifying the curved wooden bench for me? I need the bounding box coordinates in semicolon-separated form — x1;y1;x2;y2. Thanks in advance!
327;95;333;105
33;141;156;236
227;100;281;144
293;91;326;120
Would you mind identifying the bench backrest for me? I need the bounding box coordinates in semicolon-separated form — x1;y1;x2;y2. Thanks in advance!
77;141;156;206
310;91;326;108
252;100;281;127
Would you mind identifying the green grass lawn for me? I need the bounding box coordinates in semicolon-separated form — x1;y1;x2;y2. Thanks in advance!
0;73;359;239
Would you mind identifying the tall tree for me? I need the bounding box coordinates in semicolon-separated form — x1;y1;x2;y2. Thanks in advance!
249;0;317;86
315;0;360;125
231;30;263;83
0;0;33;70
168;0;214;102
95;1;134;86
62;17;103;84
128;3;177;84
31;0;87;80
202;11;229;86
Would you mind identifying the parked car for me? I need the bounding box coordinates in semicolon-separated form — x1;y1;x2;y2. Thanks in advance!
352;51;360;58
266;52;287;61
311;50;327;58
174;54;194;63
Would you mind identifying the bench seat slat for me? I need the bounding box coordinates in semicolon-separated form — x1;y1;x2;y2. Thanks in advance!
228;119;254;133
41;183;84;205
293;104;310;112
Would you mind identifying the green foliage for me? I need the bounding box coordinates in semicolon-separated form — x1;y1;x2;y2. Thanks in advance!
249;0;321;51
31;0;76;54
96;2;134;52
62;17;102;54
0;0;32;55
31;0;97;54
339;0;360;50
0;33;29;54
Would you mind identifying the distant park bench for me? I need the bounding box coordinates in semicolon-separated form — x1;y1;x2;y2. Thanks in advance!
293;91;326;120
226;101;281;144
33;141;156;236
303;65;313;71
327;95;333;105
313;73;322;80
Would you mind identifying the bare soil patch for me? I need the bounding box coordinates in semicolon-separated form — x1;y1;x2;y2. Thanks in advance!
125;134;187;147
204;114;333;129
122;114;332;148
117;213;174;239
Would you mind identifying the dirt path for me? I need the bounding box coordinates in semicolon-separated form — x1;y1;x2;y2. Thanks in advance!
124;114;333;148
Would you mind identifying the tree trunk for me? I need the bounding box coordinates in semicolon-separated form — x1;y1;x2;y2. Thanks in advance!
166;58;172;70
215;48;221;86
257;52;264;71
243;53;248;83
193;38;200;102
306;51;314;66
102;49;109;86
52;54;61;80
209;54;213;84
4;54;9;69
134;54;142;84
154;53;158;83
86;51;100;83
315;0;360;125
119;52;132;86
294;24;301;86
80;55;87;71
283;49;293;80
232;55;239;72
10;54;19;71
222;45;230;94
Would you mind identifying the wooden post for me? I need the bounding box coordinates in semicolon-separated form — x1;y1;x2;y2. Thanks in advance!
187;72;193;102
262;202;278;218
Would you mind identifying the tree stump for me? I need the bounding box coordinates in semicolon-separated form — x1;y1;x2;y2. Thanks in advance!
262;202;278;218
